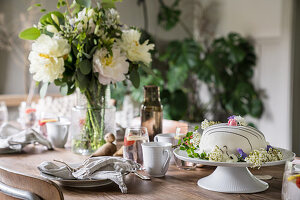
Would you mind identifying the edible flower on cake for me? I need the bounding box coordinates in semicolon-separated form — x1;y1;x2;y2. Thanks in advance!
179;116;283;167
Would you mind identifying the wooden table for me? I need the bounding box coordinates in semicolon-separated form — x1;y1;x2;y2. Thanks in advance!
0;145;285;200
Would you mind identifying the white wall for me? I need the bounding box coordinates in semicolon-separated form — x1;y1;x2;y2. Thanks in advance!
213;0;293;149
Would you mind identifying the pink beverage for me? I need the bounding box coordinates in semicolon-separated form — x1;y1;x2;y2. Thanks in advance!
123;135;149;165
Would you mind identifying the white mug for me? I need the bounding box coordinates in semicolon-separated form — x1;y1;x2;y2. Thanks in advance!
46;118;70;148
154;133;176;144
141;142;172;177
154;133;176;164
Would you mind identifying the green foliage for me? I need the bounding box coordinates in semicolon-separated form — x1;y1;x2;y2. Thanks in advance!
160;39;202;92
159;33;264;120
161;89;188;120
19;27;41;40
199;33;264;118
39;11;64;26
60;83;69;96
178;127;207;159
101;0;122;9
79;59;92;75
129;66;140;88
76;0;91;8
158;0;181;30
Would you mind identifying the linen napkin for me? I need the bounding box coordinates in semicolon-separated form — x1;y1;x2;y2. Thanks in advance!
0;123;53;153
38;157;141;193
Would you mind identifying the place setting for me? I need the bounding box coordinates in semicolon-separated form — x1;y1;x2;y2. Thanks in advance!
0;0;299;199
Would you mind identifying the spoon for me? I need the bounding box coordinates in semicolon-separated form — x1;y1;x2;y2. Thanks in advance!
132;171;151;180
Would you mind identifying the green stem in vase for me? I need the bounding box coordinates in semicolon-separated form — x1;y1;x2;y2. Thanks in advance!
83;84;107;151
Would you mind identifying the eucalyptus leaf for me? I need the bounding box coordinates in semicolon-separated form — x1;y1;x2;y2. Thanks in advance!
79;59;92;75
129;68;140;88
101;0;121;9
40;82;49;98
60;84;68;96
19;27;40;40
76;0;91;8
40;11;64;26
54;79;63;86
82;52;92;59
76;71;89;91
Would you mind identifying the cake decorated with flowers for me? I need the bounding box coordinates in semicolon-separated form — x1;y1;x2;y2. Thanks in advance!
179;115;283;167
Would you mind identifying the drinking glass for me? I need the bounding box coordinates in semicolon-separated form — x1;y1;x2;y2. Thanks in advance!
0;101;8;127
123;127;149;166
282;160;300;200
174;126;197;170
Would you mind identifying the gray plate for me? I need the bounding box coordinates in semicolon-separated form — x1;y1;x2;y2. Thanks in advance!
40;172;113;188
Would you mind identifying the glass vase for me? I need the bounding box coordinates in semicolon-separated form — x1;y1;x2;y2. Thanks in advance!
70;85;116;155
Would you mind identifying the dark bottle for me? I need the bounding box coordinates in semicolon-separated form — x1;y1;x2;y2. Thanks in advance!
141;85;163;141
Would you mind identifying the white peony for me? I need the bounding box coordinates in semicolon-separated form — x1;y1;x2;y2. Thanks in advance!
118;29;154;65
93;45;129;85
71;8;95;34
28;34;71;83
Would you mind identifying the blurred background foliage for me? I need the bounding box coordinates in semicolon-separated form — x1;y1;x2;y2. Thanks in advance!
111;0;264;122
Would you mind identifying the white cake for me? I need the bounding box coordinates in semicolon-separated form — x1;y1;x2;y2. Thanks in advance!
199;123;268;155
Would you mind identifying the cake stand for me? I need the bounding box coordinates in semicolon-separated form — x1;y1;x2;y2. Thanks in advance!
173;147;295;193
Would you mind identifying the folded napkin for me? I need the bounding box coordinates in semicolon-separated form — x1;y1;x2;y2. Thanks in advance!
38;157;141;193
0;123;53;153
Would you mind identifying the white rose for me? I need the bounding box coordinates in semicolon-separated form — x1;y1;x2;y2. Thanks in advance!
28;34;71;83
118;29;154;65
93;45;129;85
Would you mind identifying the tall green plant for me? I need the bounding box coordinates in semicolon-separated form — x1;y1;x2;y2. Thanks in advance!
112;0;264;121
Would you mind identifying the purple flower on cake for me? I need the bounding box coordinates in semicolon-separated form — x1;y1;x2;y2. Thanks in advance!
227;115;236;120
237;148;247;159
228;119;237;126
266;145;272;152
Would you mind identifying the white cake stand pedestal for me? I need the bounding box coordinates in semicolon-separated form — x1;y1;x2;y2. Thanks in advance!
197;166;268;193
173;148;295;193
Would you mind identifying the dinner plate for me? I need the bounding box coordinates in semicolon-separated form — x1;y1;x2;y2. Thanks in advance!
40;172;113;188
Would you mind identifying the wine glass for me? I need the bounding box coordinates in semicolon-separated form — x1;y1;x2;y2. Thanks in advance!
282;160;300;200
123;127;149;166
174;125;197;170
0;101;8;127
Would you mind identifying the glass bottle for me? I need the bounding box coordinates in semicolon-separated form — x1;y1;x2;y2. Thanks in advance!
141;85;163;141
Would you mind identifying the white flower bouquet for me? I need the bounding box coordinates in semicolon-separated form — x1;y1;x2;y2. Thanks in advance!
19;0;155;153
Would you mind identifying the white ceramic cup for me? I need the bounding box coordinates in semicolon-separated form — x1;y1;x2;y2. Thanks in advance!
46;118;70;148
141;142;172;177
154;133;176;164
154;133;175;144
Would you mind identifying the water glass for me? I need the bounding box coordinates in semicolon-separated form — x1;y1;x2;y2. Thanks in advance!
0;101;8;127
282;160;300;200
123;127;149;166
174;126;197;170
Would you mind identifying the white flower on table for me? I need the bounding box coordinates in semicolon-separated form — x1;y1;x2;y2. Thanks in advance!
93;45;129;85
118;29;154;65
28;34;71;83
